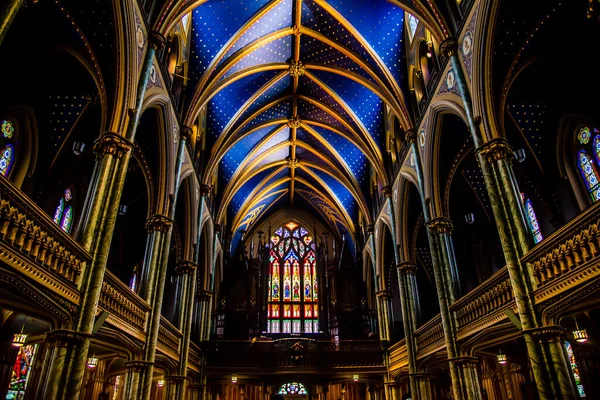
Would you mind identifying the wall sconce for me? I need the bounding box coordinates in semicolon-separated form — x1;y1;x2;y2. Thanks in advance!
12;326;27;348
353;374;359;382
573;317;588;343
118;204;128;215
497;349;507;365
87;354;98;368
231;374;238;384
465;213;475;224
157;379;165;387
514;148;526;163
72;141;86;155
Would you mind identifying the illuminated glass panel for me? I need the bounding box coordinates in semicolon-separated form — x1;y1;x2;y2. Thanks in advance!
520;193;543;244
53;188;75;233
564;341;586;397
577;150;600;202
278;382;308;395
0;144;14;177
2;120;14;138
60;206;73;233
53;198;65;224
268;222;319;334
407;13;419;41
8;344;37;398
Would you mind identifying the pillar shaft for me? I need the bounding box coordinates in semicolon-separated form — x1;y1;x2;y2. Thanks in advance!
175;260;198;398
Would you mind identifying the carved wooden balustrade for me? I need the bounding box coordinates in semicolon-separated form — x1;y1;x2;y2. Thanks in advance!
100;270;150;336
0;177;89;304
158;316;182;357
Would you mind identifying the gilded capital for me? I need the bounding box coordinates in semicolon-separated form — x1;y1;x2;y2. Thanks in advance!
197;289;213;302
375;289;392;300
366;224;374;234
426;217;453;235
397;262;418;276
449;356;479;366
440;38;458;57
125;360;154;372
93;132;132;159
180;125;193;141
404;129;416;145
524;325;567;342
45;329;92;348
476;138;514;164
286;156;300;169
381;186;392;198
176;260;198;276
149;31;166;51
145;214;173;233
288;60;306;77
200;184;211;196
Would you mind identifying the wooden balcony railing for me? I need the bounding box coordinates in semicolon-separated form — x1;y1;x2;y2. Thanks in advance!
158;316;182;356
523;201;600;288
100;270;150;333
0;177;90;303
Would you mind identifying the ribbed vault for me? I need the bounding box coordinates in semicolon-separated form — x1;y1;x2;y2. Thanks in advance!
169;0;418;251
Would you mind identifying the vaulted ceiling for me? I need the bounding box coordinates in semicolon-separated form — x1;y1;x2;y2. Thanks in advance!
182;0;413;250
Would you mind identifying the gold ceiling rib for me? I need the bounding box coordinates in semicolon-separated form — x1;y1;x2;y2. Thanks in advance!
191;0;283;99
205;119;289;181
212;72;289;150
315;0;412;128
295;175;356;232
230;176;292;229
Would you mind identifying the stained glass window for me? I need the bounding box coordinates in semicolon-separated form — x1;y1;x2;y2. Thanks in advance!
7;344;37;399
407;13;419;41
2;120;14;138
0;144;14;177
577;150;600;202
267;222;319;334
564;341;586;397
278;382;308;395
53;188;75;234
129;264;138;291
520;194;543;244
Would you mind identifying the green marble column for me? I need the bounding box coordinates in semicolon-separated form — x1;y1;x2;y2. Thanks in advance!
165;375;187;400
123;361;153;399
0;0;24;45
411;373;433;400
174;260;198;398
376;290;393;345
407;130;468;399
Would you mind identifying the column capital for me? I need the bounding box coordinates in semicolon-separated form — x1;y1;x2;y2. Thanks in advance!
476;138;514;164
440;38;458;57
93;132;133;159
165;375;189;383
149;31;167;51
45;329;92;348
180;125;193;141
145;214;173;233
176;260;198;275
381;185;392;198
396;262;418;276
366;224;374;234
200;184;211;196
404;129;416;144
125;360;154;372
523;325;567;342
409;372;434;382
449;356;479;367
197;289;213;302
426;217;453;234
376;289;392;300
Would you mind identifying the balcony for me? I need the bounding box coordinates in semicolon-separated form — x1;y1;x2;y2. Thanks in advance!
389;202;600;372
202;339;385;374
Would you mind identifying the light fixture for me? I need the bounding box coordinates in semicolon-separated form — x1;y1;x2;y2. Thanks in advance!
497;349;507;365
573;317;588;343
87;354;98;368
353;374;359;382
118;204;128;215
465;213;475;224
157;379;165;387
12;325;27;348
426;41;433;58
514;148;526;163
232;374;238;384
72;141;86;155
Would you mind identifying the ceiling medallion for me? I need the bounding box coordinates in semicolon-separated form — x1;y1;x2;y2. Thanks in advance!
446;69;456;90
462;31;473;58
419;129;426;149
136;25;145;49
288;60;306;77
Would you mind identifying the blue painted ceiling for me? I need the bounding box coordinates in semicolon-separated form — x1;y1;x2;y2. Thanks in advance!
187;0;410;250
